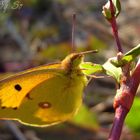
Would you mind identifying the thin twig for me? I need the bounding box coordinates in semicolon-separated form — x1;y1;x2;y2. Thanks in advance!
110;18;123;53
71;13;76;52
109;0;123;53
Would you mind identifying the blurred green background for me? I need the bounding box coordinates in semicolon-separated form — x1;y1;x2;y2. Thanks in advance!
0;0;140;140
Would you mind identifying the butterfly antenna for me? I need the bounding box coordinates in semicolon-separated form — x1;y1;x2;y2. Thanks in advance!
71;13;76;53
78;50;98;55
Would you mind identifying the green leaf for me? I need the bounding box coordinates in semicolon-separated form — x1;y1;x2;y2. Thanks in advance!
103;58;122;82
70;105;99;130
102;4;112;20
123;44;140;62
80;62;104;76
125;97;140;132
111;44;140;67
112;0;121;17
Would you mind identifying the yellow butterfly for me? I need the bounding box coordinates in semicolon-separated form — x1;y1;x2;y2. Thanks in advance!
0;51;96;127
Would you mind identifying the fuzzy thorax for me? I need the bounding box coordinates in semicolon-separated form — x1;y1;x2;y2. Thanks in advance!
61;53;84;73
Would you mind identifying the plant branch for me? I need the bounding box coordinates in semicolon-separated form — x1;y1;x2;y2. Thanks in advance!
108;106;128;140
109;58;140;140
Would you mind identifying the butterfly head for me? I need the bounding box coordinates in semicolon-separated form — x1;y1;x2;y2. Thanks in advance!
61;50;98;72
62;53;84;71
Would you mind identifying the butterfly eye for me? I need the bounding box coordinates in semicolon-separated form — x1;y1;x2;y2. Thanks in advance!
14;84;22;91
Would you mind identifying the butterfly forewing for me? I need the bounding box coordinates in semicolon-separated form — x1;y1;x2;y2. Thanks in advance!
0;64;62;108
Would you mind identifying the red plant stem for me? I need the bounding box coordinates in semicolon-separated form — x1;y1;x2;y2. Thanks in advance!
109;0;123;53
109;59;140;140
110;18;123;53
109;0;114;15
107;1;140;140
